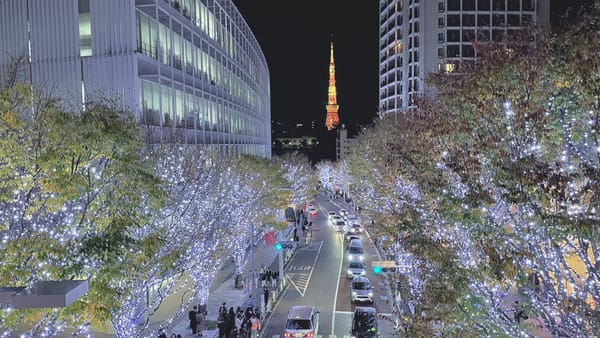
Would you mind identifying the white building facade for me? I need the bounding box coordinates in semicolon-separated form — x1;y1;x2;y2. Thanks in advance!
379;0;550;115
0;0;271;158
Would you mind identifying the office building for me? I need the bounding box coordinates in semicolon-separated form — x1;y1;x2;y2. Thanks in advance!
0;0;271;158
379;0;550;115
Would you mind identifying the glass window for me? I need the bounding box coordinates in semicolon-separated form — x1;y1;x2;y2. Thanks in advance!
522;0;535;11
438;17;445;28
448;30;460;42
447;45;460;57
492;29;505;41
493;14;505;26
464;0;476;10
463;14;475;26
492;0;505;11
447;0;460;10
463;29;475;42
477;14;490;27
507;0;520;11
478;0;491;10
507;14;520;26
438;32;445;43
448;15;460;27
78;0;92;57
462;44;475;57
438;2;444;12
162;85;172;127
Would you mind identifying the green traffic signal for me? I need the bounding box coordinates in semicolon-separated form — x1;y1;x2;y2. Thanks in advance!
373;266;382;274
275;242;283;250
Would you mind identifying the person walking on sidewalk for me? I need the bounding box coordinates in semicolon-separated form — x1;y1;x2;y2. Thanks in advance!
249;313;261;338
195;308;205;336
189;305;198;335
245;295;254;313
263;286;269;311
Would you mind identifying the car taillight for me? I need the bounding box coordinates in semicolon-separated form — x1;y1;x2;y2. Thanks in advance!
284;333;292;338
305;332;314;338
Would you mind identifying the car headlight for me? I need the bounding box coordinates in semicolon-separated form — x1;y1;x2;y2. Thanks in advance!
361;271;366;275
347;269;352;275
352;291;357;296
368;292;373;297
348;254;353;260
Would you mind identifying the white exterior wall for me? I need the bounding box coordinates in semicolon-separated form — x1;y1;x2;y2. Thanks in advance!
379;0;551;115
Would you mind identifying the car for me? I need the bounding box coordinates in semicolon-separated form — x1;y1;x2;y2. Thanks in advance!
284;305;319;338
345;213;359;223
345;234;361;248
329;215;343;225
333;220;346;232
308;207;317;216
339;208;348;217
350;306;379;337
347;239;365;261
307;203;314;209
327;211;337;219
346;260;366;279
350;223;363;234
350;276;374;304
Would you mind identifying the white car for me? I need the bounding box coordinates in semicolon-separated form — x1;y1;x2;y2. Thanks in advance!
329;215;342;225
333;220;346;232
327;211;337;219
345;213;359;222
339;209;348;217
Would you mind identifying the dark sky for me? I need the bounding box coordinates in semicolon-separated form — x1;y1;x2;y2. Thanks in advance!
233;0;594;128
233;1;380;128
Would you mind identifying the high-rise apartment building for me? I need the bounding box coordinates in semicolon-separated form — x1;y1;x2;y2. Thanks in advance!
379;0;550;115
0;0;271;158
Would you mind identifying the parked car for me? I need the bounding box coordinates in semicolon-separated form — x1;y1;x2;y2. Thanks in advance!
350;276;374;304
284;305;319;338
346;260;366;279
350;306;379;337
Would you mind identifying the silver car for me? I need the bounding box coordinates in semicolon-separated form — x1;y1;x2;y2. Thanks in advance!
346;260;366;279
350;276;374;304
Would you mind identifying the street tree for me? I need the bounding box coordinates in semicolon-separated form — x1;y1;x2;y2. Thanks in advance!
0;84;163;336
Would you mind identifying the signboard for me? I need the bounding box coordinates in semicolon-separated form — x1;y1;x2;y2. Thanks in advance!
371;261;397;268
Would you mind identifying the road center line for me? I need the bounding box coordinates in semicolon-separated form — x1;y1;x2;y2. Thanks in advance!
331;232;343;333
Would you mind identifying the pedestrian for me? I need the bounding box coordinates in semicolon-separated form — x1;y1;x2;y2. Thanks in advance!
249;313;261;338
189;305;198;335
218;312;227;338
195;308;205;336
225;307;235;338
219;302;227;317
263;286;269;310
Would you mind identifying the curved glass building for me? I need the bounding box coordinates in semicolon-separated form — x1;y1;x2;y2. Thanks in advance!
0;0;271;158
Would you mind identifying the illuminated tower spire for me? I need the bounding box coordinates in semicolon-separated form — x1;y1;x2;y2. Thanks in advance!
325;40;340;131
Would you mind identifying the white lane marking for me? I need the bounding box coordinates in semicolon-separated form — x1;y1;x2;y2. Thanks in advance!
286;275;303;296
305;240;323;296
331;232;343;333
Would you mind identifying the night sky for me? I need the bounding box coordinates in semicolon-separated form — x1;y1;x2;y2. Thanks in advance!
233;0;594;130
233;0;380;128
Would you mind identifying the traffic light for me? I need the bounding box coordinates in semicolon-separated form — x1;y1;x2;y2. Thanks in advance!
275;241;294;250
373;265;382;274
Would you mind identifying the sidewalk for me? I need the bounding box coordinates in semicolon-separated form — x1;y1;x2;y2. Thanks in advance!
168;225;295;338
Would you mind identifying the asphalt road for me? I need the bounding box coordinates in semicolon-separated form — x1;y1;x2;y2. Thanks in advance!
261;195;393;337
